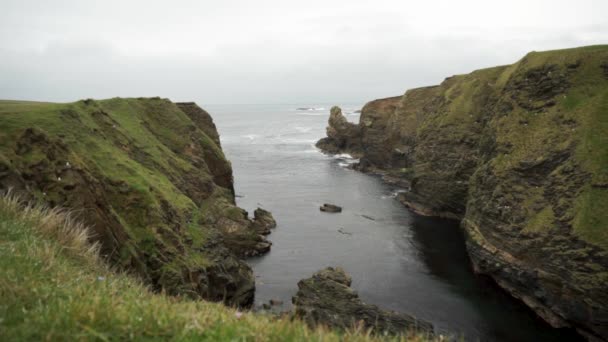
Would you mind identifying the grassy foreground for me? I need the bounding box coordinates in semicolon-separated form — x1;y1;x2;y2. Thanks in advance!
0;193;433;341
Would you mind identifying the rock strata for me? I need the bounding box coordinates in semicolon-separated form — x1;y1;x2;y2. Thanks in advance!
292;267;433;335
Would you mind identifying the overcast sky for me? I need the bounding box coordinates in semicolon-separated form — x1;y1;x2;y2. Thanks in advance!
1;0;607;104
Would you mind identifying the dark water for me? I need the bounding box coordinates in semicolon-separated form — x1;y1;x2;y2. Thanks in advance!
207;104;581;342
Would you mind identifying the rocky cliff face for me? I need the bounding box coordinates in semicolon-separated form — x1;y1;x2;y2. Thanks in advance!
0;97;275;307
317;45;608;340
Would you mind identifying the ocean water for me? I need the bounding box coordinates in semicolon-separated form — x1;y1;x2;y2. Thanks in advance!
206;104;581;342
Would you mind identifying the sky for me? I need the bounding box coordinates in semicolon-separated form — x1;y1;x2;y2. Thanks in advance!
1;0;607;104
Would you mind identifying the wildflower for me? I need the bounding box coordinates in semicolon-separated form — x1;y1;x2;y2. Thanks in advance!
235;311;243;319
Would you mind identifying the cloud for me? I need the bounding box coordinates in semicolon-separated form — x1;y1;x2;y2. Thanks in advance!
1;0;607;104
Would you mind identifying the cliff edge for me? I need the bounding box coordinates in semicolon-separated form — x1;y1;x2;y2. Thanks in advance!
317;45;608;340
0;97;275;307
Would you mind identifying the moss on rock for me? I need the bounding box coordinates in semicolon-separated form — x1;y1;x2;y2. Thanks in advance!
317;45;608;340
0;97;274;307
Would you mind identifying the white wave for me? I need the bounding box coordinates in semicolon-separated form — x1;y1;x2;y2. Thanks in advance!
335;153;359;168
295;107;326;111
333;153;356;160
294;126;312;133
243;134;260;140
296;149;320;154
295;112;327;116
278;138;318;144
381;189;409;199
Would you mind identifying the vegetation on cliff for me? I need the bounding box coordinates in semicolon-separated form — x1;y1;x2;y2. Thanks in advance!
0;193;433;341
317;45;608;340
0;98;274;306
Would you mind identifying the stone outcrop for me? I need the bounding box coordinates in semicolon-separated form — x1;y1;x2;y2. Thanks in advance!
251;208;277;235
0;97;275;307
292;267;433;335
315;106;362;155
316;46;608;340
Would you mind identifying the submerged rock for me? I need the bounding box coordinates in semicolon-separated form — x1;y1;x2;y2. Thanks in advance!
320;203;342;213
292;267;433;335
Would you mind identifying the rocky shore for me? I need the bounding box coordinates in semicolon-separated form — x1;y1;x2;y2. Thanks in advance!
292;267;434;336
316;46;608;340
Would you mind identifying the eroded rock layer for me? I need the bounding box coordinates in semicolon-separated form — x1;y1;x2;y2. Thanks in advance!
317;46;608;340
0;97;275;307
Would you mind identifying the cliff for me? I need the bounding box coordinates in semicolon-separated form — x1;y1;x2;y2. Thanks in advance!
0;97;275;307
0;192;432;341
317;45;608;340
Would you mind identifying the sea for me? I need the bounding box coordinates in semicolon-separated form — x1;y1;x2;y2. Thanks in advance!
206;104;582;342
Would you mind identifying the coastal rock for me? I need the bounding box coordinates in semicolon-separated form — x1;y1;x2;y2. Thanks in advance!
600;61;608;78
315;46;608;340
292;267;433;335
251;208;277;235
315;106;362;155
320;203;342;213
269;299;283;306
0;98;270;308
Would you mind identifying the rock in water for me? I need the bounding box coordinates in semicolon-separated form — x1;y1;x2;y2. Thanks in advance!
251;208;277;235
320;203;342;213
292;267;433;335
315;106;362;155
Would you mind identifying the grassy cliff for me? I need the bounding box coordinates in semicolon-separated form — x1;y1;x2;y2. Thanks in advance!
317;45;608;340
0;98;272;306
0;193;432;341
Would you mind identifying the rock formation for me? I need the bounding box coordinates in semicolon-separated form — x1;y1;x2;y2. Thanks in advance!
316;46;608;340
292;267;433;335
315;106;362;155
320;203;342;213
0;97;276;307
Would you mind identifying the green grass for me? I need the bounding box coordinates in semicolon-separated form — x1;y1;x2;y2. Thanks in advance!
0;193;432;341
523;206;555;234
573;186;608;249
0;97;239;286
392;45;608;248
479;46;608;247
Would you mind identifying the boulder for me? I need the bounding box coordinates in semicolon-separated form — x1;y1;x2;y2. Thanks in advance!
251;208;277;235
320;203;342;213
292;267;433;335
